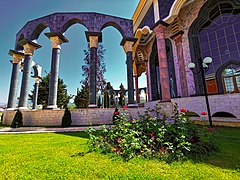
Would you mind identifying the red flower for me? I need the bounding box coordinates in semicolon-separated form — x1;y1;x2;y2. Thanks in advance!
130;119;135;124
114;111;119;115
208;127;214;132
180;108;187;113
159;147;165;151
151;132;154;136
123;106;127;109
201;111;207;115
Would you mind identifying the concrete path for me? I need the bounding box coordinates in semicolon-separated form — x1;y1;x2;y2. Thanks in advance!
0;126;104;134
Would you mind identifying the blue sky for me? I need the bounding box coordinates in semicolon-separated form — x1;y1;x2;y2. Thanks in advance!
0;0;147;104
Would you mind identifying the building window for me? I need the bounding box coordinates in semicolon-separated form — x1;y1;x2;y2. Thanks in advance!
222;64;240;93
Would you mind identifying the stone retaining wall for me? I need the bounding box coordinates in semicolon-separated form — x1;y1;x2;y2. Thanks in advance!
3;108;148;127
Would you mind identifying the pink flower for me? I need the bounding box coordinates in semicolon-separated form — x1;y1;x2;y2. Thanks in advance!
116;137;121;143
123;106;127;109
130;119;135;124
180;108;187;113
201;111;207;115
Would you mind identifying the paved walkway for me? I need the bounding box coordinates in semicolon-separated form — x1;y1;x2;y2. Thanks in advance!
0;126;103;134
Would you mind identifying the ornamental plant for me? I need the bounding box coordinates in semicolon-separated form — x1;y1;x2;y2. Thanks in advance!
11;110;23;128
87;103;217;162
61;108;72;127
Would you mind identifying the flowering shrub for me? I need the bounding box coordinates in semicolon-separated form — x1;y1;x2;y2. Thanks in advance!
87;103;217;162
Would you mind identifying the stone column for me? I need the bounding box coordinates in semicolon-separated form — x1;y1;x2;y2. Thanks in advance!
134;75;139;103
153;21;171;102
85;32;102;108
171;31;189;97
32;77;41;110
18;39;41;109
7;50;24;109
121;38;137;105
45;32;69;109
145;39;154;102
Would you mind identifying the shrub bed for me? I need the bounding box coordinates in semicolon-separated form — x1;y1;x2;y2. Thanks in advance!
87;103;217;162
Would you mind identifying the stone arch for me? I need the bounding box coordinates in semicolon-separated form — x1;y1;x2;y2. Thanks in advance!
15;34;25;51
163;0;188;24
215;60;240;93
31;23;49;40
61;18;89;33
100;21;125;38
188;0;240;95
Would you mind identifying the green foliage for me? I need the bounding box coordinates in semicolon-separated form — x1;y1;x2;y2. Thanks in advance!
87;103;217;162
11;110;23;128
74;84;89;108
61;108;72;127
29;73;72;109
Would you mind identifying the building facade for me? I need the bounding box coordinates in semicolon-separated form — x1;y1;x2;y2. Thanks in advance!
132;0;240;103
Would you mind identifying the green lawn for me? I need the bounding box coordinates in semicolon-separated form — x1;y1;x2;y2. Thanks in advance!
0;127;239;179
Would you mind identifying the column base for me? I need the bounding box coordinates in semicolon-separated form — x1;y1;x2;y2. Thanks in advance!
47;105;58;109
127;104;139;108
6;108;17;111
18;107;29;110
88;104;98;108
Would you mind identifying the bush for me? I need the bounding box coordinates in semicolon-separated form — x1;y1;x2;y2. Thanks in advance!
87;103;217;162
61;108;72;127
11;110;23;128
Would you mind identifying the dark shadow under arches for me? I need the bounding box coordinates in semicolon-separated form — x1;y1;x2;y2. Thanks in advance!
212;112;237;118
186;111;200;117
215;60;240;93
31;23;49;40
100;21;125;38
15;34;25;51
61;18;89;33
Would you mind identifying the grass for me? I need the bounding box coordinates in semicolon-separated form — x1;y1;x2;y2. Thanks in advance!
0;127;239;179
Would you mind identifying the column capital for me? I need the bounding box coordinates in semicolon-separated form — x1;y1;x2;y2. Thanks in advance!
18;39;42;56
8;50;24;64
152;20;169;34
170;30;184;43
85;32;102;48
120;37;138;53
45;32;69;49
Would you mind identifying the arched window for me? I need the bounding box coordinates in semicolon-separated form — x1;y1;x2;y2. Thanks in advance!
222;64;240;93
189;0;240;94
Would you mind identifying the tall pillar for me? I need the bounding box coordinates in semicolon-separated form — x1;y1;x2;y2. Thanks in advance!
45;32;69;109
7;50;24;109
171;31;189;97
145;39;155;102
32;77;41;110
121;38;137;105
134;75;139;103
153;21;171;102
18;39;41;109
85;32;102;108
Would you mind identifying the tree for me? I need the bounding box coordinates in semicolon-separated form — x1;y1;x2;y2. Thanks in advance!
119;83;126;107
81;43;107;91
74;83;89;108
29;73;72;109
